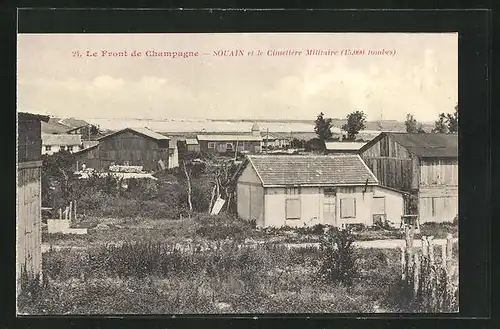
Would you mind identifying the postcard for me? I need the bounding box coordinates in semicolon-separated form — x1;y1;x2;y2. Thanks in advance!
16;31;459;315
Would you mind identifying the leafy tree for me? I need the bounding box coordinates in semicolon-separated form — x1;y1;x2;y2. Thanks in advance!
405;113;426;133
81;124;101;140
432;113;448;133
405;114;418;133
342;111;366;141
446;104;458;133
41;150;76;208
290;138;305;149
314;112;333;141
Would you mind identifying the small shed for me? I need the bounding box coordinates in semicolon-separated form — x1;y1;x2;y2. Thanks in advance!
17;112;49;288
72;127;170;172
185;138;200;153
236;155;406;228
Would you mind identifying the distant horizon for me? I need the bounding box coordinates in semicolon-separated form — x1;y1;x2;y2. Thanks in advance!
36;113;437;124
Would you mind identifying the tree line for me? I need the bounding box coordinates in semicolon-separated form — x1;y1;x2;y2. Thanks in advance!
313;103;458;142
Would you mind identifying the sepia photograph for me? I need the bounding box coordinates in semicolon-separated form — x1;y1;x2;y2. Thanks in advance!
16;32;459;315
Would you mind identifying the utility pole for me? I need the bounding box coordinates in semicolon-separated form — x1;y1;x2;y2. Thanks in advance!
265;128;269;154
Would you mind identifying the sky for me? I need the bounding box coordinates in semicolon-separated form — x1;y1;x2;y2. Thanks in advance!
17;33;458;122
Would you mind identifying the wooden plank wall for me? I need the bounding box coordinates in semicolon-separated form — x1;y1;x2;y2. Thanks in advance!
361;135;415;191
18;119;42;163
98;132;169;171
17;163;42;283
420;158;458;186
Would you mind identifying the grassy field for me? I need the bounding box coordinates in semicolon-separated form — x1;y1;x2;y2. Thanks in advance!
20;242;406;314
28;215;458;314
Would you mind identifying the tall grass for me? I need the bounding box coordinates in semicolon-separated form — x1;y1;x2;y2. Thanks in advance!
24;241;407;314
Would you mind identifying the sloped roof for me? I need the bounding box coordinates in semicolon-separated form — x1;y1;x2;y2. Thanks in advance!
41;121;72;134
197;134;262;141
42;133;82;146
246;155;378;187
185;138;199;145
325;141;367;151
60;117;90;128
386;132;458;158
98;127;170;142
18;112;50;122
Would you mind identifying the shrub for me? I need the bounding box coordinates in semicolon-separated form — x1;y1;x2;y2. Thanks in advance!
318;228;359;286
193;213;255;241
124;178;159;201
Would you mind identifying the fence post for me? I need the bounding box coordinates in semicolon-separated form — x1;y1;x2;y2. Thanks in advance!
441;243;447;266
404;225;410;249
59;208;62;219
446;234;453;270
422;236;428;257
428;236;435;266
69;201;73;221
74;200;77;220
401;246;407;280
413;253;420;297
409;225;415;248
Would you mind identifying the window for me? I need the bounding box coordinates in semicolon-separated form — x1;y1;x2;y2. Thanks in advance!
286;199;301;219
372;197;386;215
45;145;51;152
340;198;356;218
208;142;215;149
237;141;244;146
285;187;300;220
226;142;234;151
60;146;66;151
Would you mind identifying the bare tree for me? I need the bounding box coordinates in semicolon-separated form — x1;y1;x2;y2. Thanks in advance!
182;161;193;215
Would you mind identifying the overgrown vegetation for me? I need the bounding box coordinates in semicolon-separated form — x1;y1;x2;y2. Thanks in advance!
19;239;412;314
318;228;359;286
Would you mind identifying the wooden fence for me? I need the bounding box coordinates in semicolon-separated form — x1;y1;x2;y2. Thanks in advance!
400;228;459;312
56;200;78;220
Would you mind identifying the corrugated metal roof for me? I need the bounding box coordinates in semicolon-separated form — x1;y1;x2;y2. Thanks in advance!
98;127;170;141
386;133;458;158
42;133;82;146
247;155;378;187
325;141;367;151
197;134;262;141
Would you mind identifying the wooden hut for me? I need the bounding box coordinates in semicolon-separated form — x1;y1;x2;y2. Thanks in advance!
359;132;458;223
17;112;49;287
73;127;170;172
